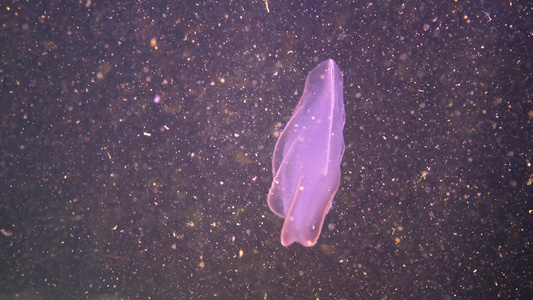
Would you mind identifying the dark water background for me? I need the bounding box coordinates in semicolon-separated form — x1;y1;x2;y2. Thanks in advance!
1;1;531;299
